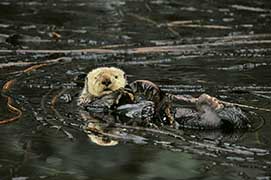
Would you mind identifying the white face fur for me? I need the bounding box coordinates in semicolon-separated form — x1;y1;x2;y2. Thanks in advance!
86;67;127;97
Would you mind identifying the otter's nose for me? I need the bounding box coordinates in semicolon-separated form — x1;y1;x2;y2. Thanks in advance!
102;79;111;86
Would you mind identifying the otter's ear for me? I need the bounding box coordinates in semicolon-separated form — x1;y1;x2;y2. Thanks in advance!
84;77;89;92
124;73;127;80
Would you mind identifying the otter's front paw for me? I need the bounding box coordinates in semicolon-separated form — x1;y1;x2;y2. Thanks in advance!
78;95;94;106
197;93;224;110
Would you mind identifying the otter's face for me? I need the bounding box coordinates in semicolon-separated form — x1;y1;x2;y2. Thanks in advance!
86;67;127;97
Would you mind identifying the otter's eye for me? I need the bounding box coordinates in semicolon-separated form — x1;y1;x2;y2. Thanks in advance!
115;76;118;79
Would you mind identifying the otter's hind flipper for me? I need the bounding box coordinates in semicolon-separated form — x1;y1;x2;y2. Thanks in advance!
216;106;251;129
174;105;250;130
174;106;223;129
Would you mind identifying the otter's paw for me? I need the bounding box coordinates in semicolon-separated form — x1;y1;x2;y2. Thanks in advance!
78;95;94;106
197;93;224;110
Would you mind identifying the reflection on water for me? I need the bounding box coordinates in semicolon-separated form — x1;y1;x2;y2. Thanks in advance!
1;0;271;179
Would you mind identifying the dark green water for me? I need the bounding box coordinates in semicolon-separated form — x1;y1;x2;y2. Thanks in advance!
0;0;271;179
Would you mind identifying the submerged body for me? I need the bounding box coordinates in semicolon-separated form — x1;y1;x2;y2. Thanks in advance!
78;67;250;130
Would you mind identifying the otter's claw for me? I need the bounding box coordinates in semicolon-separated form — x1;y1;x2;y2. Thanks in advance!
78;95;94;106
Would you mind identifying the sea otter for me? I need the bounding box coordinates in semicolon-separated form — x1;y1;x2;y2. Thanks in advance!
78;67;250;130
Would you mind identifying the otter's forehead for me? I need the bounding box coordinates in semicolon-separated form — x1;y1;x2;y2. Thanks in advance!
87;67;125;78
108;67;125;75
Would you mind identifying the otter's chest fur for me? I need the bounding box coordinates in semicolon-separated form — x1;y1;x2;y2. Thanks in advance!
81;80;173;125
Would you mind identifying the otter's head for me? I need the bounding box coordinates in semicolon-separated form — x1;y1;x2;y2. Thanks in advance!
86;67;127;97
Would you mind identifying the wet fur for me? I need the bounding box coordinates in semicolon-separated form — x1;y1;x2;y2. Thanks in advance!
78;67;249;130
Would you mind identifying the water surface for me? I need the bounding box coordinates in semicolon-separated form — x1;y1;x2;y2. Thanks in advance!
0;0;271;179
